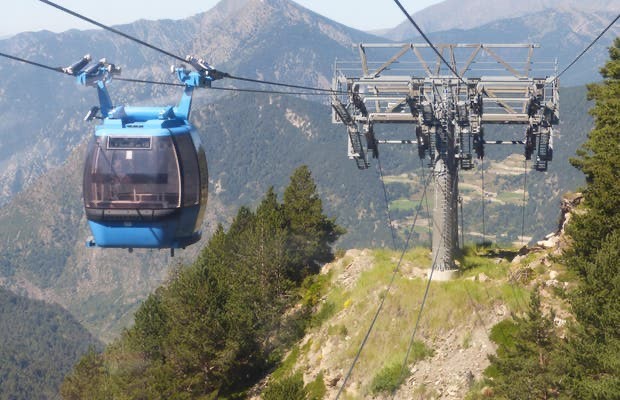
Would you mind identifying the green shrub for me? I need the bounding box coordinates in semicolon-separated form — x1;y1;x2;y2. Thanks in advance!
370;362;404;394
409;340;434;362
263;373;306;400
310;301;336;327
301;273;331;308
271;347;300;381
489;319;518;352
327;324;347;336
305;371;326;400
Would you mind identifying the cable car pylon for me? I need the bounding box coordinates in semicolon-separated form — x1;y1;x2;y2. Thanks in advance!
331;43;559;279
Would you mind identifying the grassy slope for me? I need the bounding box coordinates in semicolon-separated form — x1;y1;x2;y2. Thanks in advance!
265;244;572;399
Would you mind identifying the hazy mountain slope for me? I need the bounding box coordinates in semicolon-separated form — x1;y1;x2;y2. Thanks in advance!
379;1;619;85
385;0;620;39
0;0;379;207
424;10;618;85
0;0;599;342
0;83;590;341
0;287;101;399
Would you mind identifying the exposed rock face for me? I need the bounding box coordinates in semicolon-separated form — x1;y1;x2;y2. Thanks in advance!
537;192;582;250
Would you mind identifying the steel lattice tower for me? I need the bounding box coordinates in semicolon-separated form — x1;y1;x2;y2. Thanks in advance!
331;43;559;277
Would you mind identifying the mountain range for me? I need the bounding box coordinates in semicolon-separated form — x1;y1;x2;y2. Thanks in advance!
0;0;614;343
383;0;619;39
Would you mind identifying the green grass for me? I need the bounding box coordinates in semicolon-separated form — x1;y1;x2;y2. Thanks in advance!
496;191;524;204
402;247;432;265
299;247;532;397
271;346;300;381
311;301;336;327
300;338;313;354
459;254;510;280
390;198;421;211
462;331;473;349
305;371;326;400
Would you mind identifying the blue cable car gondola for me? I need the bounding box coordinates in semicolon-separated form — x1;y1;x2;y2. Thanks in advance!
71;55;223;251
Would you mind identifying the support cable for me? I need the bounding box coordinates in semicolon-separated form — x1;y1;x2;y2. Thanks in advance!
521;159;528;246
553;13;620;82
38;0;344;95
116;77;183;87
481;158;486;244
0;51;63;74
335;170;433;400
116;77;337;96
464;283;486;329
377;156;398;249
223;74;342;94
0;53;337;97
391;236;440;399
460;191;465;248
391;0;467;85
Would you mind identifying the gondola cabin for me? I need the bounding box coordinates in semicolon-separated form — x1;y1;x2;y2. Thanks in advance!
83;111;208;249
74;55;219;250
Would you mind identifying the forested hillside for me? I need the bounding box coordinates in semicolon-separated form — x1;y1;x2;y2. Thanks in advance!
469;38;620;399
61;166;344;399
0;85;593;342
0;288;100;400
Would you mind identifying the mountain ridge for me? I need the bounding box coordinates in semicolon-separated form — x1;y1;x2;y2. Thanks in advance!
0;0;381;208
384;0;620;39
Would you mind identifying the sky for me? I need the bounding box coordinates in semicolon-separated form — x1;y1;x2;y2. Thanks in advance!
1;0;444;37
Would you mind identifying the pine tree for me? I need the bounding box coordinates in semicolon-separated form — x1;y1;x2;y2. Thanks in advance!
568;37;620;261
60;349;110;400
562;38;620;398
283;165;344;281
487;289;562;399
251;187;292;299
563;232;620;398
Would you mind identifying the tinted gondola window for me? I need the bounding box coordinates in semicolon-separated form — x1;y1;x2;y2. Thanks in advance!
84;136;181;209
173;134;200;206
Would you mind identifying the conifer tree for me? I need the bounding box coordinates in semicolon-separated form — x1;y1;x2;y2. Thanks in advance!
283;165;344;280
60;349;109;400
252;187;291;298
562;38;620;398
564;233;620;398
568;37;620;260
487;289;562;399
